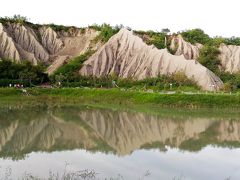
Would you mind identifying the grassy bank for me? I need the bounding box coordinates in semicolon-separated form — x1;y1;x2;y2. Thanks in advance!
0;88;240;109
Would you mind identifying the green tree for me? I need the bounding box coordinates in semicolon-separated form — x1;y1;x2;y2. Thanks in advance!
225;37;240;46
0;59;48;87
161;28;170;34
148;34;166;49
12;14;28;24
94;24;120;43
181;29;211;45
198;45;221;74
211;37;226;46
133;30;170;49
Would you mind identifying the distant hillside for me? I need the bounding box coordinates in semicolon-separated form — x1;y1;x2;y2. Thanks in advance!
0;16;240;91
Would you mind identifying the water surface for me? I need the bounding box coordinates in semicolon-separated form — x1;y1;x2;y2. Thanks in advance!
0;106;240;179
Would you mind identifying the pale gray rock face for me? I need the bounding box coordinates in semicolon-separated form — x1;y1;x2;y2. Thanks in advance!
80;29;223;91
39;27;64;55
170;35;202;60
219;43;240;73
0;23;98;72
0;23;21;61
6;23;50;65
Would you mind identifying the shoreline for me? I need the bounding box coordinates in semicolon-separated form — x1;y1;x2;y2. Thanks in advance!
0;88;240;110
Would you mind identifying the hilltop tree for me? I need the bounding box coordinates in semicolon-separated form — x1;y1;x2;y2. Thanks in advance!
161;28;170;34
0;15;29;25
181;29;211;45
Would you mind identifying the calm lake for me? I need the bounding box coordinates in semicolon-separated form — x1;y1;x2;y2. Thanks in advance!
0;105;240;180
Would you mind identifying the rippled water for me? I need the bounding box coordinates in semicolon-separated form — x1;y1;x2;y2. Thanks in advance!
0;106;240;179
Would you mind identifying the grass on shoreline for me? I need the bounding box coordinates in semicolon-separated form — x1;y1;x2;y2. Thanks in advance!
0;88;240;109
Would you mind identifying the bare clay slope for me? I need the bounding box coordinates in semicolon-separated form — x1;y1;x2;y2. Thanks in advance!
219;44;240;73
0;23;21;61
170;35;202;60
80;29;223;91
0;23;99;74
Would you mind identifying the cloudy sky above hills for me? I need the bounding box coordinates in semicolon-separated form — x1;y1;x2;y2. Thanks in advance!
0;0;239;37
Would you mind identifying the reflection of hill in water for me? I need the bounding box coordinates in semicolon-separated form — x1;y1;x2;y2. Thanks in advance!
0;106;240;159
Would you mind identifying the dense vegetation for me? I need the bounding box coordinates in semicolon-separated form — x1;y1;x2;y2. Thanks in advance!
56;74;198;91
135;30;167;49
219;72;240;91
134;29;172;50
0;59;48;87
181;28;240;46
0;15;29;25
0;15;41;29
225;37;240;46
181;29;211;45
198;45;221;74
91;23;122;43
0;15;79;32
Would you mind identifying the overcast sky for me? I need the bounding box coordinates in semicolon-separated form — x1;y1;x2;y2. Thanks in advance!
0;0;239;37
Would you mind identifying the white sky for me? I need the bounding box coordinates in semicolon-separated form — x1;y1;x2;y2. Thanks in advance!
0;0;239;37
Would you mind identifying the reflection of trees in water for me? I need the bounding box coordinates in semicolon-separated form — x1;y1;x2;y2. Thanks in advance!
0;106;240;159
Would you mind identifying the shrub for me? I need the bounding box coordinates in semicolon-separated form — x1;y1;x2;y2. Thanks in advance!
51;50;94;83
0;59;48;86
173;71;195;86
93;24;120;43
0;15;28;25
181;29;240;47
134;30;167;49
221;82;232;92
198;45;221;74
88;24;102;31
225;37;240;46
218;72;240;91
0;79;29;87
47;23;73;32
210;37;226;46
54;70;199;90
147;34;166;49
181;29;211;45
